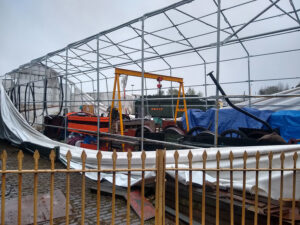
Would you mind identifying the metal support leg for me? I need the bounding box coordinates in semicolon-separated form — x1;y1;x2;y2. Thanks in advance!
64;49;69;143
96;37;100;150
141;17;145;151
214;0;221;147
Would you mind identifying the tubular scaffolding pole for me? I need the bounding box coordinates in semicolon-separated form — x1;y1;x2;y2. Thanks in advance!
214;0;221;147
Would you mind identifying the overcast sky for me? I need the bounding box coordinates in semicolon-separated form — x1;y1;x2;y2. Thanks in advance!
0;0;178;76
0;0;299;96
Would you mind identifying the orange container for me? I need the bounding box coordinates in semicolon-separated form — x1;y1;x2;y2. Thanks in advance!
67;112;109;135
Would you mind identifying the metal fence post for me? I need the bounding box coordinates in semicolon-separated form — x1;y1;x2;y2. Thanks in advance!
155;150;166;225
141;17;145;151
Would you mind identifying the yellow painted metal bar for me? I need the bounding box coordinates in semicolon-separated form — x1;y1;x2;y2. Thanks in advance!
109;74;118;131
17;151;24;225
65;151;71;225
241;151;247;225
49;150;56;225
162;150;166;225
155;151;159;225
229;151;234;225
0;167;294;174
66;150;72;225
97;151;102;225
279;152;285;225
188;151;193;225
126;150;132;225
1;147;298;225
201;151;207;225
116;75;124;151
292;152;298;225
33;150;40;225
267;152;273;225
81;151;87;225
0;168;157;174
254;151;260;225
1;150;7;225
1;174;5;225
216;151;220;225
115;68;183;83
155;150;165;225
115;68;189;133
174;83;182;123
181;83;189;131
141;151;146;225
174;151;179;225
111;150;117;225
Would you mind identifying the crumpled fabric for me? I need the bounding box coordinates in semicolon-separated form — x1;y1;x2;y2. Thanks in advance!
0;83;299;200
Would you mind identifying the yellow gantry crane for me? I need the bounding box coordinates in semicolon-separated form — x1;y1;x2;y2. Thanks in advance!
109;68;190;138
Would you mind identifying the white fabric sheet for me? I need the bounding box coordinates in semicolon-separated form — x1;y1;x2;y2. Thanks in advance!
0;83;299;200
237;87;300;111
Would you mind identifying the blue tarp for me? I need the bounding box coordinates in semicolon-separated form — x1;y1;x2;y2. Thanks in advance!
268;110;300;142
182;108;273;135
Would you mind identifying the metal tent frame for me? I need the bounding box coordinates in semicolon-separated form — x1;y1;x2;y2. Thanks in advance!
1;0;300;149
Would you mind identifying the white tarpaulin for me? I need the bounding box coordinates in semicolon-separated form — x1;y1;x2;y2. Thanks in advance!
237;87;300;111
0;83;299;200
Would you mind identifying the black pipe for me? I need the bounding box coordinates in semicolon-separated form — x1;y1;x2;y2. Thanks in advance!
13;86;17;107
207;71;272;131
9;87;14;103
10;86;17;108
24;83;29;122
43;78;49;116
17;85;21;111
24;82;36;125
57;76;64;116
30;82;36;125
42;76;63;117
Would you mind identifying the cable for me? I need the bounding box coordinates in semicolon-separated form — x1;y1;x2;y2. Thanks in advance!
42;78;49;116
207;71;273;131
24;82;36;125
17;85;21;111
24;83;29;122
57;76;64;116
9;86;17;108
30;82;36;126
9;87;14;102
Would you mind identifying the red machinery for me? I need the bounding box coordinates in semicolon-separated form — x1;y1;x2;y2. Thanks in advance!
66;112;110;150
67;112;109;134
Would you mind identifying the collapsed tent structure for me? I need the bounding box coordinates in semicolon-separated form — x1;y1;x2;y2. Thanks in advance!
0;83;299;200
237;87;300;111
1;0;300;211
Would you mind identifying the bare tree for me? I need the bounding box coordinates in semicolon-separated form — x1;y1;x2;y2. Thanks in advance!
258;82;289;95
167;88;179;96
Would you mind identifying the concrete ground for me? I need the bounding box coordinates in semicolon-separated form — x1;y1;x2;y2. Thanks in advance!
0;140;174;225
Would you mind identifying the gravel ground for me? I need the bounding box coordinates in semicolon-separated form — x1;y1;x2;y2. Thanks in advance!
0;140;174;225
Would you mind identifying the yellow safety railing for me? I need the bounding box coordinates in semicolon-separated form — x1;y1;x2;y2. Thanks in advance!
0;149;299;225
